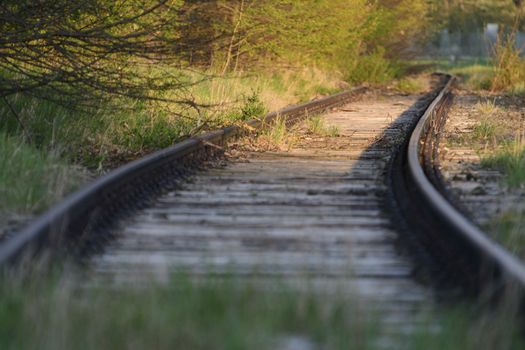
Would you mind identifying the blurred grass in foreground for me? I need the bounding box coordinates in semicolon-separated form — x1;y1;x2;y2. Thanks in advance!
0;273;523;350
485;211;525;260
0;275;380;350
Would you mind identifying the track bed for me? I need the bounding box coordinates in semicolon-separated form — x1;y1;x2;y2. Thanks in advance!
84;92;435;328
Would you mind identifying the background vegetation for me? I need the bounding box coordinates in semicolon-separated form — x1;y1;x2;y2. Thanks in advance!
0;0;433;223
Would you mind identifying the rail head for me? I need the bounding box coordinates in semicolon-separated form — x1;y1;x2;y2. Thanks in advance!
407;75;525;288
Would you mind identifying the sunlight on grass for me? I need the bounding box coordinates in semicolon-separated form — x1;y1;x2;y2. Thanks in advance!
255;116;298;151
187;68;343;116
414;59;494;91
393;77;426;94
448;63;494;91
0;67;345;225
491;35;525;93
475;100;501;116
306;115;341;137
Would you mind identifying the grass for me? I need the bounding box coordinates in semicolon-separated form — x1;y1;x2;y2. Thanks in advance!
482;139;525;188
240;113;343;152
474;100;501;116
306;115;341;137
0;272;524;350
0;67;343;168
346;47;401;85
472;120;499;142
0;274;380;350
491;34;525;93
407;302;524;350
189;67;343;116
255;116;298;151
434;59;494;91
418;32;525;95
484;211;525;259
468;100;504;144
0;132;81;223
393;77;426;94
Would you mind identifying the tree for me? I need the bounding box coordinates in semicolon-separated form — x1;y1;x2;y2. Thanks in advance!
0;0;202;109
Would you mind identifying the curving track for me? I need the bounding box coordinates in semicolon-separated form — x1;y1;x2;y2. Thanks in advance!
3;73;525;323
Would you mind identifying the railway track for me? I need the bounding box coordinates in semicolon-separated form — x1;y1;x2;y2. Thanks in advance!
2;73;525;319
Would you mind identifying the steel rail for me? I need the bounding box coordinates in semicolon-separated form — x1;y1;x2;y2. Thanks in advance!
0;87;365;267
6;71;525;301
407;75;525;293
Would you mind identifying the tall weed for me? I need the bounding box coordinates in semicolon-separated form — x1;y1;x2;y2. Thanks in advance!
491;33;525;93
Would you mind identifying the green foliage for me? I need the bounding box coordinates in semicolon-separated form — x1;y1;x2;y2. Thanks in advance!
421;58;499;92
473;120;499;141
264;116;290;147
306;115;325;135
0;132;79;219
408;303;524;350
0;0;436;223
485;211;525;259
394;77;426;94
1;273;524;350
482;140;525;187
0;94;74;149
180;0;429;84
306;116;341;137
0;275;380;350
346;48;397;84
426;0;523;33
222;91;266;123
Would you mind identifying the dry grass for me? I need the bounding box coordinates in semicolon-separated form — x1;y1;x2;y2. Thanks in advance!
392;76;427;94
306;115;341;137
474;100;501;116
187;67;343;120
253;116;299;151
491;33;525;93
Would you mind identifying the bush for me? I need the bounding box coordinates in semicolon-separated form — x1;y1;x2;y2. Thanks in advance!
346;48;397;84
